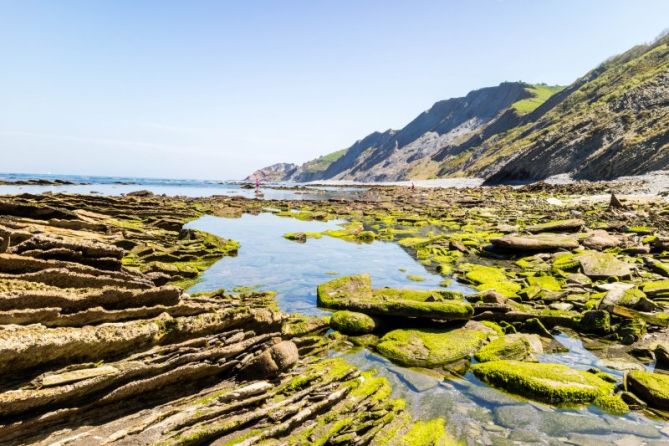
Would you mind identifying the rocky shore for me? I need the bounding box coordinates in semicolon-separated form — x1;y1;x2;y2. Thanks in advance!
0;193;453;445
2;184;669;444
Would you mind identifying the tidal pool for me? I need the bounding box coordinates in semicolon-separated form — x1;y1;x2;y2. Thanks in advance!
186;212;669;445
187;213;468;314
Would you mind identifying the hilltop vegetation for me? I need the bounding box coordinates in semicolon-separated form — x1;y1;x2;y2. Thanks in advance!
511;84;564;114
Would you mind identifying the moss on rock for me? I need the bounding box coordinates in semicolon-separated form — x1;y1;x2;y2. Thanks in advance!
578;310;611;335
474;334;541;362
593;394;630;415
376;327;489;367
400;418;459;446
471;360;614;404
626;370;669;410
317;274;473;320
460;263;521;298
330;310;377;335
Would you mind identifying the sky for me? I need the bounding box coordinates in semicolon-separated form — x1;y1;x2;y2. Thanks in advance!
1;0;668;180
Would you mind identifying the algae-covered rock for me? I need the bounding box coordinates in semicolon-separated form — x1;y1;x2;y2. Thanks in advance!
471;360;614;404
376;327;489;367
626;370;669;410
281;314;330;337
578;310;611;335
642;279;669;297
491;234;579;252
459;263;520;298
618;318;647;345
330;310;377;334
474;334;542;362
576;251;633;279
317;274;374;305
399;417;459;446
283;232;307;242
317;274;473;320
593;394;630;415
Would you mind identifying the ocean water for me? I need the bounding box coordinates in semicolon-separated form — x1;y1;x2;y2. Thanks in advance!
0;172;366;200
186;212;669;445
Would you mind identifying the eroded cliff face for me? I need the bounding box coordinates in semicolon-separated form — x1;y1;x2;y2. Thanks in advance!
249;35;669;184
248;82;537;182
479;36;669;184
245;162;299;182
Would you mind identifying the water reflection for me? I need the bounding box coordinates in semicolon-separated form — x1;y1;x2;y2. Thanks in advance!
186;213;466;314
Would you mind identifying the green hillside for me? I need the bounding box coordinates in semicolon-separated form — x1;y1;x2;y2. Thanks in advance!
511;84;564;114
301;149;347;173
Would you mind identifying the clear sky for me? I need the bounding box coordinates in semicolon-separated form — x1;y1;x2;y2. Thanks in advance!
1;0;667;180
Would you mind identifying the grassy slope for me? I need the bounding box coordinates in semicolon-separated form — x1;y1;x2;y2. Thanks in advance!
301;149;348;173
511;84;564;114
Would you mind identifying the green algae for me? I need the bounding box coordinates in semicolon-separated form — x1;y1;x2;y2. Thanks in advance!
317;274;473;320
527;275;562;291
400;418;459;446
552;252;579;273
376;327;489;367
626;370;669;410
642;279;669;295
460;263;520;297
474;334;537;362
471;360;614;404
330;310;377;334
593;394;630;415
578;310;612;335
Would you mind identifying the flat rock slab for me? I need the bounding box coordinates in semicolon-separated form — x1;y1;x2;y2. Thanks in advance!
582;230;621;251
526;219;585;233
317;274;473;320
576;252;633;279
491;234;579;252
40;365;119;387
471;360;614;404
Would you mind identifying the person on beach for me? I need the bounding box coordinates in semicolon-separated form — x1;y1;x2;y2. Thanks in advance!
255;176;260;193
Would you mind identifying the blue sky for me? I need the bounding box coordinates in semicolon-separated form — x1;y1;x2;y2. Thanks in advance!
1;0;667;180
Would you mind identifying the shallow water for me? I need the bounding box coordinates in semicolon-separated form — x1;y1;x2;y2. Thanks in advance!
187;213;467;314
340;338;667;445
186;212;669;444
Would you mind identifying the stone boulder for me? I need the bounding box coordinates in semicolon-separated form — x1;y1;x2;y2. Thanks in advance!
626;370;669;410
